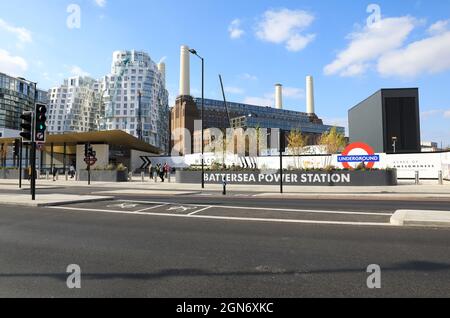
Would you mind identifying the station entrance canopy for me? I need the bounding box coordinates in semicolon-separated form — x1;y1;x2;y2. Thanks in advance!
0;130;162;155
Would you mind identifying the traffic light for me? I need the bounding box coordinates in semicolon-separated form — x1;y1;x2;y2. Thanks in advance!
20;111;33;143
13;139;20;157
279;130;287;153
35;103;47;143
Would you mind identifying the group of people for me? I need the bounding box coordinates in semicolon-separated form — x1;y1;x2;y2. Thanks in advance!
148;162;170;182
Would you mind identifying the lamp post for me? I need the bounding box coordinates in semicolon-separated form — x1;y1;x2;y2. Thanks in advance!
189;48;205;189
392;136;398;154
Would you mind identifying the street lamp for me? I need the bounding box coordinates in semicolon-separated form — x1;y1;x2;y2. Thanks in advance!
392;136;398;154
189;48;205;189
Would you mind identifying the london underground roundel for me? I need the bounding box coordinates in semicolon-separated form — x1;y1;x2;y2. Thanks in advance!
338;142;380;170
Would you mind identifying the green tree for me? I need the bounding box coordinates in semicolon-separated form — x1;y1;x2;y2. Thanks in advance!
318;127;347;154
287;129;307;169
318;127;347;167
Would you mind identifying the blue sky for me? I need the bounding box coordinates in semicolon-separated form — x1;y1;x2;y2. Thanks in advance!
1;0;449;146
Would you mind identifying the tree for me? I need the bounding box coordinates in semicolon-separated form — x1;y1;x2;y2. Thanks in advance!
318;127;347;167
287;129;307;169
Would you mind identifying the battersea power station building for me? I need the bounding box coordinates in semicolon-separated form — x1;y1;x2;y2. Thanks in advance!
171;45;345;155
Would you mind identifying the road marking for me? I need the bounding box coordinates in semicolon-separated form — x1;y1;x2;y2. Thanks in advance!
106;203;139;209
167;206;198;212
188;206;213;216
118;200;392;216
48;206;395;227
135;204;168;212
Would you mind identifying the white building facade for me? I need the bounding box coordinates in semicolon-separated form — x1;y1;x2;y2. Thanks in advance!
48;76;101;133
98;50;169;153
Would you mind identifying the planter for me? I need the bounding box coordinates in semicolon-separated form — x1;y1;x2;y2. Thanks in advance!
0;169;29;180
176;170;397;186
79;170;129;182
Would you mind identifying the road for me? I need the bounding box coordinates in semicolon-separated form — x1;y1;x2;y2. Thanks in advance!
0;185;449;297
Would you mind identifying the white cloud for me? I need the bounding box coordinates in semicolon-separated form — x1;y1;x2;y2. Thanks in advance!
243;96;273;107
225;86;245;94
283;87;305;100
428;19;449;35
445;110;450;118
256;9;316;52
421;109;444;118
324;17;416;77
378;30;450;78
240;73;258;81
229;19;244;39
0;18;32;46
0;49;28;77
70;65;90;77
94;0;106;7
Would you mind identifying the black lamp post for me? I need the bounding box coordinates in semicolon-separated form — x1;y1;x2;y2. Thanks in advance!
189;48;205;189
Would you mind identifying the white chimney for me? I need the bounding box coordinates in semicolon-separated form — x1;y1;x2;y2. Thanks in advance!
158;62;166;85
306;75;315;115
275;84;283;109
179;45;190;96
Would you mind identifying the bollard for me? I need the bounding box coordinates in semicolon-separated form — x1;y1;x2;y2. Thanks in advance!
46;171;49;180
222;180;227;195
141;171;145;182
438;170;443;185
415;171;420;185
168;173;171;183
65;171;69;181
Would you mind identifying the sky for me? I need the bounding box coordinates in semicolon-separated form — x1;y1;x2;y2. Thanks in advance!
0;0;449;146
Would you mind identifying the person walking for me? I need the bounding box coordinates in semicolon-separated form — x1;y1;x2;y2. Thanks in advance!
159;163;165;182
69;164;76;179
52;166;58;182
148;161;153;181
155;164;161;183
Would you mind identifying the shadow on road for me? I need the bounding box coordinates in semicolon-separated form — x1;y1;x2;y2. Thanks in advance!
1;261;449;282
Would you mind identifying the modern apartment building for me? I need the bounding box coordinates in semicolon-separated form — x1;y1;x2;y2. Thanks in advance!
48;76;102;134
98;50;169;153
0;72;48;136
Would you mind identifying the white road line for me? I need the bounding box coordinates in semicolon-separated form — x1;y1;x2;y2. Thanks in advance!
48;206;395;227
118;200;392;216
188;206;212;216
135;204;168;212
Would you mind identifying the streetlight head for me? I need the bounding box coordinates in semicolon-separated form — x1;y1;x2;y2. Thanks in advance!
189;49;197;55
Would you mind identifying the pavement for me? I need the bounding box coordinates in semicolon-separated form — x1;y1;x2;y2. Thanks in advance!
0;194;113;207
0;203;449;297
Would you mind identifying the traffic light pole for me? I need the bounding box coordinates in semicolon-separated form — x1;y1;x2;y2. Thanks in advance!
19;141;23;189
31;141;36;201
280;130;283;194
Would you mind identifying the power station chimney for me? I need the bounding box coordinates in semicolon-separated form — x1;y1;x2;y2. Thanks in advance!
306;75;315;115
158;62;166;85
179;45;190;96
275;84;283;110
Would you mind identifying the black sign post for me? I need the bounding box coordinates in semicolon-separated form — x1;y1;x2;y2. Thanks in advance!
279;130;286;194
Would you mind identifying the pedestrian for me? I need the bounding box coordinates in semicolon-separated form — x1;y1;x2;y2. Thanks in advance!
163;162;169;179
155;164;161;182
148;161;153;181
27;166;32;181
159;164;165;182
69;164;76;179
52;166;58;182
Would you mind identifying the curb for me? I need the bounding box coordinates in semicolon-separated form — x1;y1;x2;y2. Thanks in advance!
391;210;450;228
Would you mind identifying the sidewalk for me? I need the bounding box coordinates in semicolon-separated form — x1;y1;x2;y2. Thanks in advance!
1;177;449;201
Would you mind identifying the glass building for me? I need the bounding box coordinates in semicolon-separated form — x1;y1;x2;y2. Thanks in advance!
0;72;48;132
194;98;345;136
99;50;169;153
48;76;101;133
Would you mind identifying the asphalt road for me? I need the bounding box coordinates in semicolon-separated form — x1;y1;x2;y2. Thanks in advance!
0;194;450;297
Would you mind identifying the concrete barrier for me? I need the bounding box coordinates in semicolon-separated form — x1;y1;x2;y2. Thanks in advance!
176;170;398;187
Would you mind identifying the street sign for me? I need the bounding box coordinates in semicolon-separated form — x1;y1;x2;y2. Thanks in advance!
84;157;97;166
